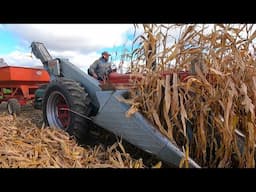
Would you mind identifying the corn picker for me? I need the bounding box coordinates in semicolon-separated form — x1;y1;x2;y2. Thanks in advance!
31;42;200;168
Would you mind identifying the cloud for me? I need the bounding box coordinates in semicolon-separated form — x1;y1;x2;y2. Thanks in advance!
4;24;134;54
50;50;100;71
0;49;101;73
0;51;43;67
0;24;138;72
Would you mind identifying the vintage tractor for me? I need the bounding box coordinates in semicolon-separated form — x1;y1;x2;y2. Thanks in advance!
31;42;200;168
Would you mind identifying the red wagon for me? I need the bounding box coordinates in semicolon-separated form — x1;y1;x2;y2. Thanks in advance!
0;66;50;115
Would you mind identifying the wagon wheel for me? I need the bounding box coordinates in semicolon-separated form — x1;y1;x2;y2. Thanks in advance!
7;98;21;116
42;78;93;142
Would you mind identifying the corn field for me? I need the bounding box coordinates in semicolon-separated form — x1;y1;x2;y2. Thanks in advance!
124;24;256;168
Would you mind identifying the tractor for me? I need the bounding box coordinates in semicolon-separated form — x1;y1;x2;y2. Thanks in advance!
31;42;200;168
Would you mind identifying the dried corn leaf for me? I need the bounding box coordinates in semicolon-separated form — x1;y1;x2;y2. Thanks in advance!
127;24;256;168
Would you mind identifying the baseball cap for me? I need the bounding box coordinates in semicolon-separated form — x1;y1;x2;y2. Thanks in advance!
102;51;111;56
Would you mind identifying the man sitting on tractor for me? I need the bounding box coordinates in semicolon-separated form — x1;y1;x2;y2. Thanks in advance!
88;51;112;81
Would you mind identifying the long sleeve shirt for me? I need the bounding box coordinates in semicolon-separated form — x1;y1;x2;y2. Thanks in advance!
89;57;111;80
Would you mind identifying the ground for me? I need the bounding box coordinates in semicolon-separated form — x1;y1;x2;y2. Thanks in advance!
0;102;165;168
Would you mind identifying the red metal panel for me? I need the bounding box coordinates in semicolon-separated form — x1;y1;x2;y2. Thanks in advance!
108;72;132;84
0;66;50;83
0;66;50;105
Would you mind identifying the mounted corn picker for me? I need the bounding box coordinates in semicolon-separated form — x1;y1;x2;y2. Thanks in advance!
31;41;202;168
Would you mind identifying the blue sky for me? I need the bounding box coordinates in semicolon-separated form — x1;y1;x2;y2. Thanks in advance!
0;29;19;54
0;24;140;72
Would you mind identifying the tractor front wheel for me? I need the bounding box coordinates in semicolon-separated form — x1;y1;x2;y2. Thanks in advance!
42;78;93;142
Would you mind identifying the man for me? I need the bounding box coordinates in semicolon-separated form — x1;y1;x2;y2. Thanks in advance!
88;51;112;81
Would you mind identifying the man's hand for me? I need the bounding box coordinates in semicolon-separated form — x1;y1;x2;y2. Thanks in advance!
93;73;98;79
93;73;103;81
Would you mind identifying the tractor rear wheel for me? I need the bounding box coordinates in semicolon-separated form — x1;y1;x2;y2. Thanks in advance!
7;98;21;115
42;78;93;142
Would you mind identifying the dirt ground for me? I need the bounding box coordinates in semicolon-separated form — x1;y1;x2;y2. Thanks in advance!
0;102;165;168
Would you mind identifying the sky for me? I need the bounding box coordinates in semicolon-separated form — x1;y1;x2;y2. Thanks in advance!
1;24;255;73
0;24;138;72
